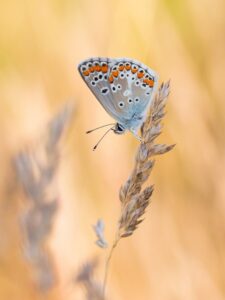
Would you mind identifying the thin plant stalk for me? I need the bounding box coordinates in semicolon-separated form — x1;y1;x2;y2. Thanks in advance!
102;234;119;296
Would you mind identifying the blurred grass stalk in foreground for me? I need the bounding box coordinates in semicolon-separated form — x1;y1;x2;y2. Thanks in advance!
14;103;74;292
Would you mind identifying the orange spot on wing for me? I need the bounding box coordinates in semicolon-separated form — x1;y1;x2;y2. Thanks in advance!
102;65;108;73
83;70;90;76
94;65;101;72
143;78;148;84
148;79;154;87
131;68;138;73
89;66;94;73
112;70;119;77
144;78;154;87
119;65;124;71
108;75;114;83
125;65;131;71
137;72;144;78
144;79;154;87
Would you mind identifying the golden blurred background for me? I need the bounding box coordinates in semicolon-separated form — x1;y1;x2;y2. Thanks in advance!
0;0;225;299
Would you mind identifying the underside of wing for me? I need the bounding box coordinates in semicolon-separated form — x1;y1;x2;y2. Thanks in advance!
78;57;159;130
78;57;120;121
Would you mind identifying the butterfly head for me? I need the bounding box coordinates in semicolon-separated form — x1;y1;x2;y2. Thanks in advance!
114;123;126;135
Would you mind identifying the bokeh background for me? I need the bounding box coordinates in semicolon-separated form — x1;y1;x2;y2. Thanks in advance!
1;0;225;299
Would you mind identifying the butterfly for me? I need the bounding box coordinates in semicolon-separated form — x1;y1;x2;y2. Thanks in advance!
78;57;158;149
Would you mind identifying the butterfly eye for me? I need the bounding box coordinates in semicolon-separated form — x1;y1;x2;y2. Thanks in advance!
135;97;140;103
139;68;144;73
94;76;98;81
104;75;108;80
135;80;140;86
88;63;92;67
119;63;123;67
112;66;117;71
120;72;125;78
144;74;149;79
99;74;103;80
81;66;86;72
91;81;96;86
117;84;122;90
127;98;133;104
142;83;147;89
118;101;125;108
133;65;137;70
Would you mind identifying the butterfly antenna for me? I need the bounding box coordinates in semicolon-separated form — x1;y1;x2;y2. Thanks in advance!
86;123;115;134
93;127;114;151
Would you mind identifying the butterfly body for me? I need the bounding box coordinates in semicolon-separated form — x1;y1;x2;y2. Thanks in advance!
78;57;158;138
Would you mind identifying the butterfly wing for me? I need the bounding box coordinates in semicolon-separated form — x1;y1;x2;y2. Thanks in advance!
78;57;158;131
78;57;120;121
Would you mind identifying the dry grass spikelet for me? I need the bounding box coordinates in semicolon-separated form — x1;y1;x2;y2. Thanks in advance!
118;81;175;238
103;81;175;296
